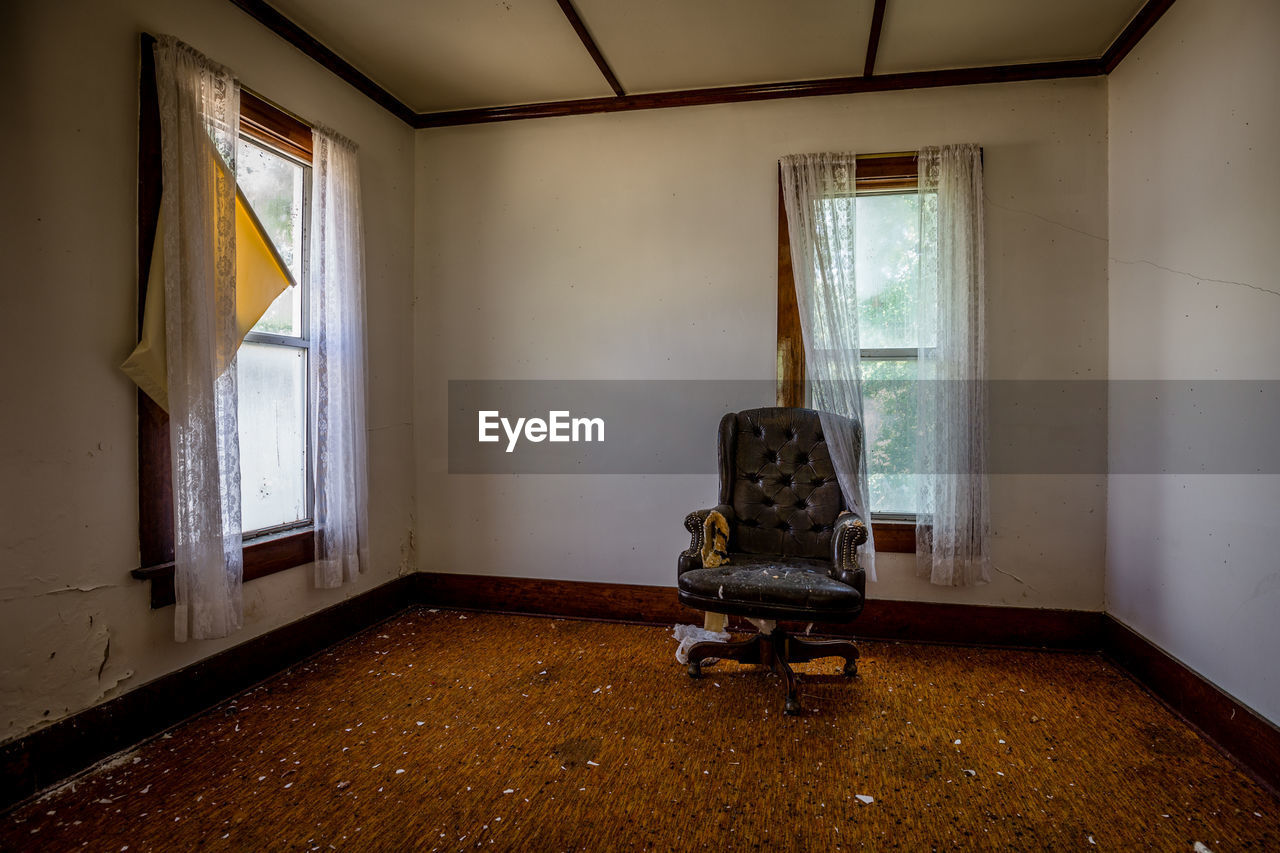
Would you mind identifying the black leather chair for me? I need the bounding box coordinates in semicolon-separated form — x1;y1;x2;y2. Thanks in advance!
678;407;867;714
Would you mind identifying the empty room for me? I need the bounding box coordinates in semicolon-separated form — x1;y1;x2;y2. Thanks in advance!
2;0;1278;849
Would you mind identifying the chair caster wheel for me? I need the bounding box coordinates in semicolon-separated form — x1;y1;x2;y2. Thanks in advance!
687;662;702;679
784;695;801;715
843;661;858;678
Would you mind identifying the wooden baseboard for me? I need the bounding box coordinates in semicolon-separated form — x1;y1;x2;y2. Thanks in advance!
414;572;687;625
0;575;415;812
415;571;1104;650
1102;616;1280;795
5;571;1275;812
851;599;1105;649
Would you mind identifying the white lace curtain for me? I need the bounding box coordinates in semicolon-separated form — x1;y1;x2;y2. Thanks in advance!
915;144;990;586
152;38;370;637
779;153;877;581
310;128;370;588
153;36;243;640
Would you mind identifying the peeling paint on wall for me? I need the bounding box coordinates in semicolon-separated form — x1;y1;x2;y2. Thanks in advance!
1;607;133;741
0;584;117;603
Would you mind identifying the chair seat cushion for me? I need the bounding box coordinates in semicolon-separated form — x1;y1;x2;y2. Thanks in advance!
679;554;861;612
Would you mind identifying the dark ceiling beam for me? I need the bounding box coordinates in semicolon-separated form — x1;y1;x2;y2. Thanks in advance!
224;0;1176;131
863;0;888;77
1101;0;1177;73
415;59;1101;128
227;0;417;125
555;0;626;97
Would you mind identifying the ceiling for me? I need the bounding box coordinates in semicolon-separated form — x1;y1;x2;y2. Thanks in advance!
246;0;1164;124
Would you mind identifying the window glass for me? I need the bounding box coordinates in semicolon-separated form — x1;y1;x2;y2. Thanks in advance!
855;192;925;350
236;135;310;535
856;191;922;514
862;358;920;516
237;139;305;337
237;342;308;532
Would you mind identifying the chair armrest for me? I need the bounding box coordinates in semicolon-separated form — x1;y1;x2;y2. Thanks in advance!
679;505;735;574
832;512;869;591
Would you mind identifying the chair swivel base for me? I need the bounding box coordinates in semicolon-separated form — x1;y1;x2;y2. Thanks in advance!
686;629;859;715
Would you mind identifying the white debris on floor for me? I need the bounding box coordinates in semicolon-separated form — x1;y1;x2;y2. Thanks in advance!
672;624;729;664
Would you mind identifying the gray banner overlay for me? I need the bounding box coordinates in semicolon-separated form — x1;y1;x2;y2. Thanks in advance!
446;380;1280;475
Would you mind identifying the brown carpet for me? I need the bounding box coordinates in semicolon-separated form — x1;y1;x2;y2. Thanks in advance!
3;608;1277;851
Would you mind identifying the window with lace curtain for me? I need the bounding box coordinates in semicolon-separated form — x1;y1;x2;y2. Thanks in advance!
776;153;924;553
132;35;370;627
132;64;318;602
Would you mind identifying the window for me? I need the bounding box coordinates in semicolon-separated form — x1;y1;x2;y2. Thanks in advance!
777;154;922;551
132;46;317;605
236;111;312;536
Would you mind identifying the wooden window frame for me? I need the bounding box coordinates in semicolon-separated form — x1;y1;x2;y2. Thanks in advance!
132;35;316;607
776;152;920;553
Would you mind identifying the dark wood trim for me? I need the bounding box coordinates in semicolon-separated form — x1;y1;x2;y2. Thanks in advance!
1101;0;1178;73
415;59;1100;127
137;33;160;334
418;572;688;625
243;528;316;582
863;0;888;77
1102;616;1280;795
0;576;415;813
240;89;313;162
854;153;918;189
133;529;316;609
225;0;417;125
216;1;1171;129
855;599;1104;650
871;520;915;552
415;572;1101;649
554;0;625;97
137;34;173;571
775;179;804;409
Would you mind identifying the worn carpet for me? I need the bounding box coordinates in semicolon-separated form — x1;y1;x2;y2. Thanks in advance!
2;608;1277;851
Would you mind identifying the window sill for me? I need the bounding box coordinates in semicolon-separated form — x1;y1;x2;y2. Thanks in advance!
132;527;315;609
872;520;917;553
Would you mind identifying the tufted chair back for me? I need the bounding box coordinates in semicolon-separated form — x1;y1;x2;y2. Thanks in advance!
717;407;858;560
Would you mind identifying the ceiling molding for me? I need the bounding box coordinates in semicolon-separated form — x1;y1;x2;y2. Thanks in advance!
226;0;417;125
863;0;888;78
1101;0;1177;73
227;0;1177;130
555;0;626;97
414;59;1101;128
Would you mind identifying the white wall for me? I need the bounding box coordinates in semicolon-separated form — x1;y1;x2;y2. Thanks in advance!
415;79;1110;610
0;0;415;741
1107;0;1280;725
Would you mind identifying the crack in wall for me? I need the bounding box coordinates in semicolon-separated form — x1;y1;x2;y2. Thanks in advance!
984;197;1108;243
1110;258;1280;299
991;563;1038;592
398;523;417;576
976;199;1276;300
